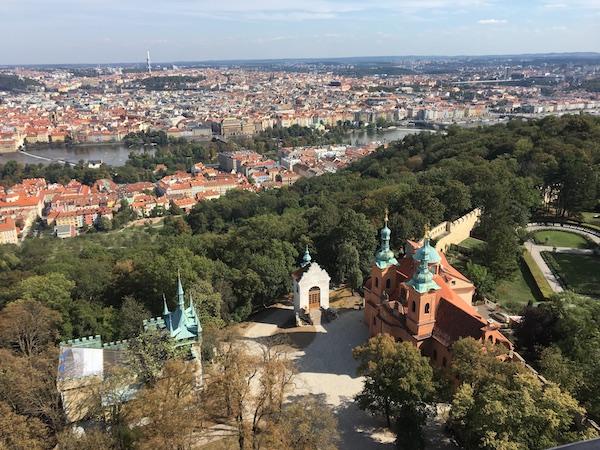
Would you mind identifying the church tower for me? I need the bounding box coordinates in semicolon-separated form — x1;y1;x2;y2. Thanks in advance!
364;211;399;330
369;210;399;298
402;238;441;339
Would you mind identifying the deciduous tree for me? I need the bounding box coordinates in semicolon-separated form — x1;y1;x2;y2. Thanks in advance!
0;300;62;357
352;334;435;448
126;358;201;450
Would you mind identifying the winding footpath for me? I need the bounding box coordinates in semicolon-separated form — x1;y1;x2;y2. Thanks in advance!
526;223;600;293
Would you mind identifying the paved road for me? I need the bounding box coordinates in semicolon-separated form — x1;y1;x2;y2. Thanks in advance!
526;224;600;293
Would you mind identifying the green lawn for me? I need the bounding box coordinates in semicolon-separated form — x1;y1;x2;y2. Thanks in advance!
496;259;542;313
448;243;541;313
550;253;600;295
458;237;485;250
532;230;591;249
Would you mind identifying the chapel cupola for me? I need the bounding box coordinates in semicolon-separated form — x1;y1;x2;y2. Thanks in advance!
371;209;398;269
301;246;312;268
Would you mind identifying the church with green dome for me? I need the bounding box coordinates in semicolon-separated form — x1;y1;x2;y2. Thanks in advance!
363;215;513;370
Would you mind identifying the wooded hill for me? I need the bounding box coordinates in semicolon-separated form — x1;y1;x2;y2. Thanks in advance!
1;114;600;448
1;114;598;331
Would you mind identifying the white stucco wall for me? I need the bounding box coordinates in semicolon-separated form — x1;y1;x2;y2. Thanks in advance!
293;263;330;312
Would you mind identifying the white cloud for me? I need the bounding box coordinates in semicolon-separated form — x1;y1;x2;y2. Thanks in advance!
476;19;507;24
544;3;567;8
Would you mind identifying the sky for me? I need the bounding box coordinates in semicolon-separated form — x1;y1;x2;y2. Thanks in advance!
2;0;600;65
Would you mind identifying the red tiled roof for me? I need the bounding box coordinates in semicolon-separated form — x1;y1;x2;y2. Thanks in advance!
291;264;310;282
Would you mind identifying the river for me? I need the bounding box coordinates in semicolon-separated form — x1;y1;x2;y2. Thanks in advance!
0;128;428;168
0;144;155;167
345;127;429;145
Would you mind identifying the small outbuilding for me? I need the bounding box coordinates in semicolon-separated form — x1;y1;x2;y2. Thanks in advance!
292;247;330;314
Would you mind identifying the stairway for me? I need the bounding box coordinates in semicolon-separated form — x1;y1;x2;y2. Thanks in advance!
309;308;322;326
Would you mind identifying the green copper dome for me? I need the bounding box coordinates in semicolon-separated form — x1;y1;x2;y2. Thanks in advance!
301;246;312;268
371;213;398;269
381;223;391;240
413;238;441;264
407;239;441;294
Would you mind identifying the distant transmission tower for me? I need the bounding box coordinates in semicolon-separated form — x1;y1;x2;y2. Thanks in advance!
146;51;152;75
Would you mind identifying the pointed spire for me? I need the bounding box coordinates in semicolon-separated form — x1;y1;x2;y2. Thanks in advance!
176;269;184;309
301;246;312;268
162;294;170;316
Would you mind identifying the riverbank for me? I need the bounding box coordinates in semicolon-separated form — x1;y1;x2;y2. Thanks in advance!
0;143;153;167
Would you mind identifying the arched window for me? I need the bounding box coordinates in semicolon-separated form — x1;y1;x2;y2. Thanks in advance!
375;277;379;288
401;288;407;300
442;357;447;368
386;278;391;289
425;303;430;314
411;301;416;313
433;349;437;361
373;316;376;326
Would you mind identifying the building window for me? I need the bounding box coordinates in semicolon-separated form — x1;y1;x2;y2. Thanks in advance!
296;285;299;293
433;349;437;361
386;278;391;289
425;303;430;314
442;357;447;368
373;316;376;326
375;277;379;288
411;301;416;313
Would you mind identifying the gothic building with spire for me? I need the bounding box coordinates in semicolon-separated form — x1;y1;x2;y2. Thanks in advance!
363;214;512;369
58;273;202;422
144;272;202;352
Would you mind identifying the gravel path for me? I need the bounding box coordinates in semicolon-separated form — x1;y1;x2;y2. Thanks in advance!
241;306;457;449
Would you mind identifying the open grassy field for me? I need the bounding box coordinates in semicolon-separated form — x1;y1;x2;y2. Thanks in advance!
550;253;600;296
496;259;543;313
532;230;591;249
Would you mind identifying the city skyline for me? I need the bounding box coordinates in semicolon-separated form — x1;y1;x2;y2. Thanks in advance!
2;0;600;65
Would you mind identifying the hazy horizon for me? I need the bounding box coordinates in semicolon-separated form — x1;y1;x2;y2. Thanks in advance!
2;0;600;65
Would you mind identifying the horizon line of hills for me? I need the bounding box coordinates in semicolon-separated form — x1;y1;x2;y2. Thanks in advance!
3;51;600;69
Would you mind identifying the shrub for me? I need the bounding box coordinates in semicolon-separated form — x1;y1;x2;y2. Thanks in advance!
521;250;553;300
